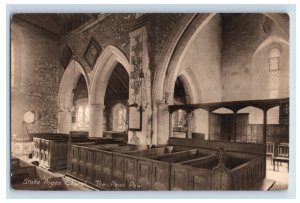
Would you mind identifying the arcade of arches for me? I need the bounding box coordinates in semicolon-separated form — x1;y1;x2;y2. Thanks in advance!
11;13;289;146
10;14;290;190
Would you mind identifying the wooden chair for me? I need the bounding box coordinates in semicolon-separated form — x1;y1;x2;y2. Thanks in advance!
272;143;289;171
266;142;274;164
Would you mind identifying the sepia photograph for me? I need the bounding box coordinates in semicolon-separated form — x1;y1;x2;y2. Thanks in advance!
10;12;290;192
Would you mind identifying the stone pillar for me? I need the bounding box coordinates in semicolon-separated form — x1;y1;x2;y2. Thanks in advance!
57;108;72;134
156;100;169;145
128;26;151;146
187;111;193;139
151;102;158;146
262;108;267;178
89;104;105;137
208;109;212;140
232;110;238;142
169;111;173;139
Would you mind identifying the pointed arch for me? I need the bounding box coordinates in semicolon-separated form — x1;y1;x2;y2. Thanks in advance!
89;45;130;137
57;59;89;111
57;59;89;133
89;45;130;105
180;67;202;104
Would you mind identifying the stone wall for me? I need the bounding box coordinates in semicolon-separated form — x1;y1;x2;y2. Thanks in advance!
64;14;136;81
11;23;64;136
221;14;289;101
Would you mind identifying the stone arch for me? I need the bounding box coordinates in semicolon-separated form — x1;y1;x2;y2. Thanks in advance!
89;45;130;137
180;68;202;104
152;13;289;145
58;60;89;110
57;59;89;133
153;13;218;145
152;13;212;103
89;45;130;105
164;14;220;103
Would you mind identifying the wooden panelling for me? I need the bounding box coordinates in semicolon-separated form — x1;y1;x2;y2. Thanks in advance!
32;133;123;172
170;164;189;190
85;149;94;183
101;151;113;190
92;151;102;186
137;159;152;190
112;154;125;190
152;160;170;190
189;169;212;190
124;157;138;190
70;146;79;177
66;141;265;191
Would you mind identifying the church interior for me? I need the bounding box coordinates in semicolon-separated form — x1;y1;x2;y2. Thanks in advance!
10;13;289;191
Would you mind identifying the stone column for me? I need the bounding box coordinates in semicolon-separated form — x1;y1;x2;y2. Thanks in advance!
156;100;169;145
262;108;267;178
89;104;105;137
151;102;158;146
169;111;173;139
232;110;238;142
186;111;193;139
208;109;212;140
57;107;72;134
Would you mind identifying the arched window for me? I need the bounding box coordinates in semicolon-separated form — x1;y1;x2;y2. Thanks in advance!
268;48;280;98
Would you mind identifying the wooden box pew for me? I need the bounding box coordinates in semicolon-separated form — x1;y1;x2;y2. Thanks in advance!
170;151;264;190
67;137;124;174
108;145;149;190
67;143;124;182
108;146;194;190
32;134;68;163
112;147;171;190
167;138;265;190
122;146;197;190
146;148;211;191
32;131;125;171
67;143;137;190
32;134;69;170
170;154;216;190
78;143;132;183
39;139;68;170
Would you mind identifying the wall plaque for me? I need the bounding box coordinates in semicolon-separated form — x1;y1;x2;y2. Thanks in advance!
128;105;142;131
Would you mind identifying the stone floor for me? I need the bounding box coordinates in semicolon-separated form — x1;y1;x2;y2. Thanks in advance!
266;157;289;190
